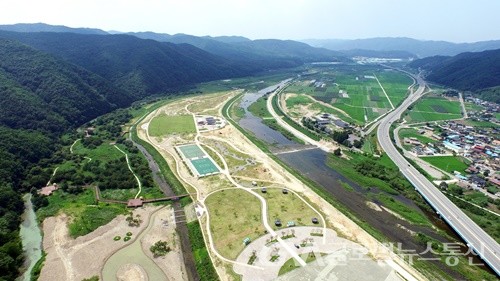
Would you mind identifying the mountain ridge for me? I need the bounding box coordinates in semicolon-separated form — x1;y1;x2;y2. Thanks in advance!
302;37;500;57
409;48;500;102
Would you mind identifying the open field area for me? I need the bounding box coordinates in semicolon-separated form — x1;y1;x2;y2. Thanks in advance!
398;128;437;144
149;114;196;136
72;141;124;161
263;188;320;230
406;95;462;123
281;66;412;125
248;95;272;118
36;189;126;238
459;119;499;128
205;189;265;259
420;156;469;174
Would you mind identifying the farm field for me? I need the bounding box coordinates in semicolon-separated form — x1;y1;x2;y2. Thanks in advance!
406;95;462;123
205;189;265;259
459;119;498;128
282;67;411;125
149;114;196;136
464;102;484;112
421;156;469;174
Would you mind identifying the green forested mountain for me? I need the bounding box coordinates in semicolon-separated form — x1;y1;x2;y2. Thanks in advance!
0;39;133;128
409;49;500;96
0;31;264;97
0;38;134;280
127;32;347;66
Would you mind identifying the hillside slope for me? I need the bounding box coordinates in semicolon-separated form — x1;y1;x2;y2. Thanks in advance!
304;37;500;57
409;49;500;93
0;31;252;97
0;22;107;34
0;38;135;280
0;38;132;129
126;32;347;66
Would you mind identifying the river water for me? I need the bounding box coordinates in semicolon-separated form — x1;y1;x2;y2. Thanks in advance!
236;81;473;278
18;193;42;281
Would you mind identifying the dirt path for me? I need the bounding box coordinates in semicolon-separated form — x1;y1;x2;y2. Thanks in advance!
114;145;142;199
52;215;73;281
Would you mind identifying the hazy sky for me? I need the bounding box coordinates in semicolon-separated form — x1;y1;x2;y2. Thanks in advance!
1;0;499;42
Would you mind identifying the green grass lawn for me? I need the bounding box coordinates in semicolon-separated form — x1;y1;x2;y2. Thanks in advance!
407;111;462;123
205;189;265;259
264;188;320;230
375;194;429;225
413;97;462;114
398;128;436;144
149;114;196;136
248;96;272;118
421;156;469;174
285;94;312;109
36;188;127;238
278;252;321;276
73;141;123;162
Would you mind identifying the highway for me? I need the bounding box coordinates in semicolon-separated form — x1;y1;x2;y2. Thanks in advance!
377;75;500;276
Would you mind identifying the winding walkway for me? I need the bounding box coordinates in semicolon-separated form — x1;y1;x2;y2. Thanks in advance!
140;92;332;271
114;145;142;199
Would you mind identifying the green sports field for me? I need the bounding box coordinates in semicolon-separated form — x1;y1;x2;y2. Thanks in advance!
178;144;205;159
149;114;195;136
177;144;219;176
191;158;219;175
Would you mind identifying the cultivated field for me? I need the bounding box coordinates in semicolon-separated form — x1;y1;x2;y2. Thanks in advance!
421;156;469;174
406;95;462;123
282;67;412;125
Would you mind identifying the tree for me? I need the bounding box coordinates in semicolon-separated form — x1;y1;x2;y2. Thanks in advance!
439;182;448;189
150;240;171;257
333;148;342;156
353;139;363;149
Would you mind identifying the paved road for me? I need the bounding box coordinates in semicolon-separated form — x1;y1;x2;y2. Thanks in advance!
377;75;500;276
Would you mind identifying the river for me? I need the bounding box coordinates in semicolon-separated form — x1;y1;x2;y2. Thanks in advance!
18;193;43;281
236;82;472;278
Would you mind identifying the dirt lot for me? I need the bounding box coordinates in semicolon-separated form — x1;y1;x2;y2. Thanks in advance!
38;206;184;281
140;207;186;281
